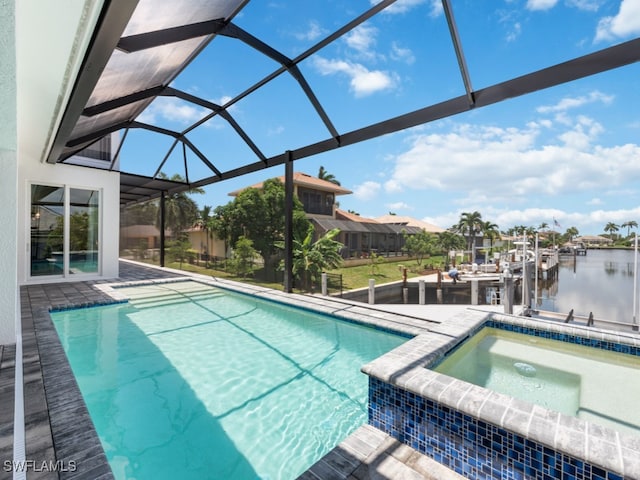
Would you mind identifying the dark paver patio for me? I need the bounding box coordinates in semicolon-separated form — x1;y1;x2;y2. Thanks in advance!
0;261;181;480
1;260;457;480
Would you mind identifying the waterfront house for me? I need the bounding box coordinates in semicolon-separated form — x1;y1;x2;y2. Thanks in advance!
3;2;640;479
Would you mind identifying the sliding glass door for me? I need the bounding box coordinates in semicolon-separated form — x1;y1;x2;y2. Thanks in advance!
30;184;100;278
69;188;100;274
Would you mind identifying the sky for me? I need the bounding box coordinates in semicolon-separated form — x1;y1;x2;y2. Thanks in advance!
117;0;640;236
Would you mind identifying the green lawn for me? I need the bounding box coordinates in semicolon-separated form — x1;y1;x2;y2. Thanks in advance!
140;255;446;292
325;257;445;290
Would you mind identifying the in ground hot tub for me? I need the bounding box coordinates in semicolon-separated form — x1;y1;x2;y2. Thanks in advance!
362;312;640;479
433;326;640;436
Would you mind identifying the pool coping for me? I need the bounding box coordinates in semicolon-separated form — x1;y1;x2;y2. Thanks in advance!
361;311;640;478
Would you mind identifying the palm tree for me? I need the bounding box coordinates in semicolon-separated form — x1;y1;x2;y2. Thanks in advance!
565;226;579;242
525;226;536;241
621;220;638;238
604;222;619;240
481;220;500;258
317;166;341;185
513;225;527;236
157;173;204;237
456;211;483;262
538;222;549;232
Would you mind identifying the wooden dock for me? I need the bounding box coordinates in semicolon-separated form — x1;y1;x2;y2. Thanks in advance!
537;249;559;279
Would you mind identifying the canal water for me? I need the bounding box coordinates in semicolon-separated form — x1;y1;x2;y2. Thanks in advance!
536;249;639;324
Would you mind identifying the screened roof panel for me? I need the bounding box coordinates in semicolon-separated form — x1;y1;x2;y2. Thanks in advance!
119;172;189;205
85;38;208;109
67;98;150;146
450;1;628;91
313;219;371;233
122;0;245;36
45;0;640;206
228;71;337;159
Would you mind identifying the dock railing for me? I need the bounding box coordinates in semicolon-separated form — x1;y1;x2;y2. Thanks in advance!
535;309;636;333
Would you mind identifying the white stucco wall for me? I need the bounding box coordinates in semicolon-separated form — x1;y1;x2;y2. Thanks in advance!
18;162;120;284
0;0;120;343
0;0;18;344
14;0;120;287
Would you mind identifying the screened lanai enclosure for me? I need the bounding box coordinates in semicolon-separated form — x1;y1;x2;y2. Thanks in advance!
46;0;640;288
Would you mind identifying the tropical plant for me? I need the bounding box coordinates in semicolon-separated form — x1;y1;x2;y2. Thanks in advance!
279;226;343;292
455;211;483;262
621;220;638;238
604;222;619;240
197;205;213;264
481;220;500;257
157;173;204;236
209;203;235;259
167;233;193;269
121;200;158;227
317;166;341;185
48;213;94;252
228;236;258;277
402;229;436;266
512;225;528;236
369;251;385;275
538;222;549;232
435;230;465;268
209;178;312;278
565;226;579;242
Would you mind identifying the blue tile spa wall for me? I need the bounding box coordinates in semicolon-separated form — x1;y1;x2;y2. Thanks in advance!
368;378;622;480
484;320;640;357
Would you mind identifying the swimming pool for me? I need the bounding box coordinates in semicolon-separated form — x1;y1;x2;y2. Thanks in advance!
51;281;407;479
433;327;640;436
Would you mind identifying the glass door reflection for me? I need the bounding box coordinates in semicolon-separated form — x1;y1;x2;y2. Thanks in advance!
69;188;100;274
30;185;64;276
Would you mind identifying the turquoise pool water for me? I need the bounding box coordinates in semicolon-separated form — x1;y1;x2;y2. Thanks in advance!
434;327;640;435
52;281;406;479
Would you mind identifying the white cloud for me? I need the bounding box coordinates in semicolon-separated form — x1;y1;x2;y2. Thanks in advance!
136;97;208;125
526;0;558;11
390;42;416;64
506;22;522;42
536;91;614;114
267;125;285;136
295;21;326;41
595;0;640;42
426;0;444;17
557;116;604;149
345;25;378;59
587;197;603;205
312;57;398;97
386;201;413;211
384;121;640;207
353;181;382;200
566;0;603;12
371;0;436;15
